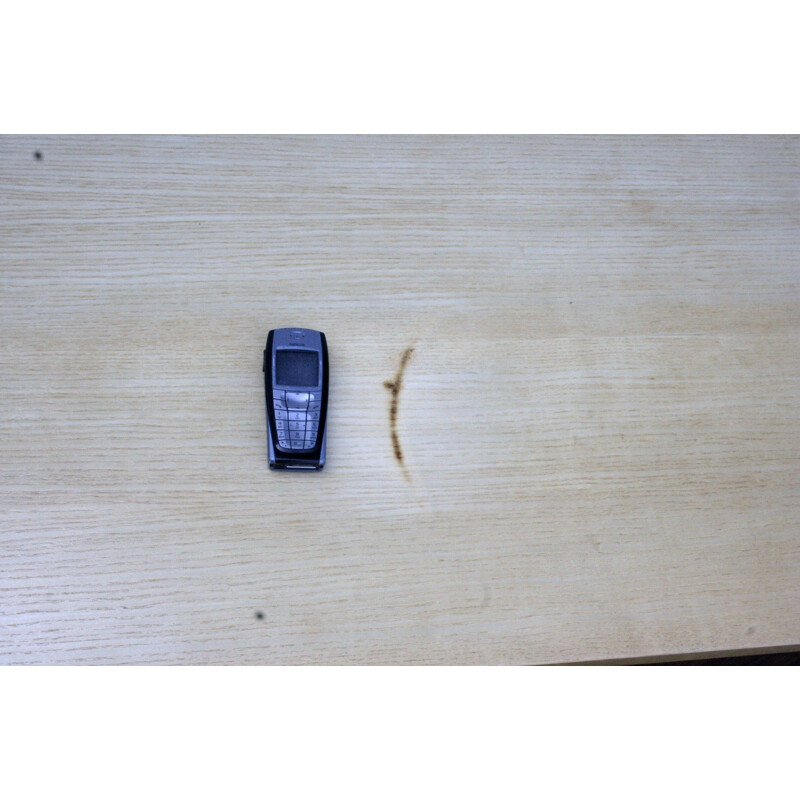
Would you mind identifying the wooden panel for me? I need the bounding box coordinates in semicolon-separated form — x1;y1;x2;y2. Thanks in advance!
1;135;798;664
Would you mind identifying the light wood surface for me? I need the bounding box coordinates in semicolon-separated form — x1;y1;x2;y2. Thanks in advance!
2;135;799;665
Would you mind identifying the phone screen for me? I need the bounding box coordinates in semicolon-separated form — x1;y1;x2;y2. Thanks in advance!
276;349;318;386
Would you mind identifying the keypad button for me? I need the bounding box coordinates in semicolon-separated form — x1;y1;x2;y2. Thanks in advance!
306;420;319;432
306;410;320;421
273;398;286;410
272;390;285;401
288;411;307;422
288;420;305;431
274;409;287;420
285;392;309;409
275;419;288;431
278;439;290;449
308;401;321;411
291;441;306;450
304;436;316;447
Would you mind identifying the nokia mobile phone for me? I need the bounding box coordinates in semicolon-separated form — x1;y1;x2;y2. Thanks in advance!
263;328;329;470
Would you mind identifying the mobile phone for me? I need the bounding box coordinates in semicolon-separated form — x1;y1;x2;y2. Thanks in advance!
263;328;329;470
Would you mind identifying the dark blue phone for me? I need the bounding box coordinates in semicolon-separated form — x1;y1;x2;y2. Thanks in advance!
263;328;329;470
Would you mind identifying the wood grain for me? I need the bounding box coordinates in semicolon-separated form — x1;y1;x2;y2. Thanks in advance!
1;135;798;664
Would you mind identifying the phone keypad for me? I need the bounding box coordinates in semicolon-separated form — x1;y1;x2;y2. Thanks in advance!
272;390;320;451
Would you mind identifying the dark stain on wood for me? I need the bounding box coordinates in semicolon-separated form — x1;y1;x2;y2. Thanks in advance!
384;347;414;477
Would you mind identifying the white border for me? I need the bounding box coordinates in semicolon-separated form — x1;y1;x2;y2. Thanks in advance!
3;667;797;798
2;1;798;132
